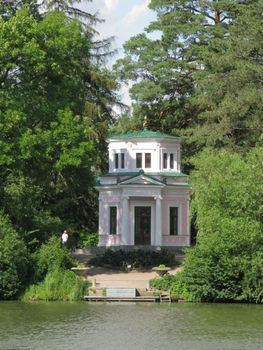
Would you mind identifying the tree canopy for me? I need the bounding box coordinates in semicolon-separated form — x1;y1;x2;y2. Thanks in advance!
0;2;118;243
114;0;263;159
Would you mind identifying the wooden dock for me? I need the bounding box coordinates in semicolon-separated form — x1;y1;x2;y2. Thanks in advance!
84;295;160;302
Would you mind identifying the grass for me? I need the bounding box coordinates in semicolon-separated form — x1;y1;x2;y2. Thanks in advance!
22;269;91;301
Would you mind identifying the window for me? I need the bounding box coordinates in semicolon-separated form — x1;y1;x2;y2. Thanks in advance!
109;206;117;235
145;153;151;168
163;153;168;169
170;153;174;169
114;154;119;169
170;207;178;235
121;153;125;169
136;153;142;168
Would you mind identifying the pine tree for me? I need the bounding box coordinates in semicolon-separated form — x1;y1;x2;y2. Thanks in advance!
115;1;261;158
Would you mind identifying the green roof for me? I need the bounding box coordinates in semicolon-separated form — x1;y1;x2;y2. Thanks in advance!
108;129;181;141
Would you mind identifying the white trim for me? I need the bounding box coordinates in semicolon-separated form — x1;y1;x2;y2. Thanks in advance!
120;174;164;186
130;201;155;245
167;204;182;235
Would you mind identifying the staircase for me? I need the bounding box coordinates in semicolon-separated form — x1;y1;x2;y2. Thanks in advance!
160;291;171;303
71;248;96;265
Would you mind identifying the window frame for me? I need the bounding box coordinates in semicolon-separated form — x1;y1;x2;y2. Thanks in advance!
109;206;117;235
169;206;179;236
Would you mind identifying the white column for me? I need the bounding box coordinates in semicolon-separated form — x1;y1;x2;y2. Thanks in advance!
122;196;129;245
177;148;181;172
155;195;162;246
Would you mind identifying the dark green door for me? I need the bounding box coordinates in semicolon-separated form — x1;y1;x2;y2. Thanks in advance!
134;206;151;245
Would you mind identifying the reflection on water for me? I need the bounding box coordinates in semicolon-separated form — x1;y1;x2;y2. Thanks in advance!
0;302;262;350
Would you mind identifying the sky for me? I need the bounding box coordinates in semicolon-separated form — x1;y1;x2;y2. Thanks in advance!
80;0;157;106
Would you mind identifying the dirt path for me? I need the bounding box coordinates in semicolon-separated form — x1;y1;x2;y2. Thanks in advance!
85;266;182;289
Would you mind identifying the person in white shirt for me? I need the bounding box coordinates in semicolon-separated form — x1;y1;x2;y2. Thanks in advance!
61;230;69;248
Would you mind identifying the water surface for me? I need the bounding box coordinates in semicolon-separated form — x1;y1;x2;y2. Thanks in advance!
0;302;262;350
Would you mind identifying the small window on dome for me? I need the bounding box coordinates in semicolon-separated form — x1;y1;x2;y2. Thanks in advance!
163;153;168;169
121;153;125;169
170;153;174;169
136;153;142;168
145;153;151;168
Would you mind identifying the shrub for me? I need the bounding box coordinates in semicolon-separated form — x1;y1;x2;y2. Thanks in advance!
23;269;90;301
150;271;191;300
150;274;176;291
181;215;263;303
35;236;76;280
77;232;99;248
90;249;175;269
0;213;30;299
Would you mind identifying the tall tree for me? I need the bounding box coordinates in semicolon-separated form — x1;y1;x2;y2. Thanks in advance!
0;7;118;243
191;1;263;149
0;0;39;19
39;0;101;32
115;1;261;159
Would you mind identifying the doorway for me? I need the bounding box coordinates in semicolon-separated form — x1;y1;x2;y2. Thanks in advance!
134;206;151;245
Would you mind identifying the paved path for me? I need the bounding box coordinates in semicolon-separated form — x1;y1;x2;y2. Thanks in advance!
85;266;182;289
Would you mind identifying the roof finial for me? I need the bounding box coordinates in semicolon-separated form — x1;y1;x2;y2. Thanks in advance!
143;115;148;129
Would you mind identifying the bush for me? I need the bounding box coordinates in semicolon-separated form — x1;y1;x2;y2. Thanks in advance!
150;274;176;291
181;214;263;303
90;249;175;269
150;271;191;300
177;148;263;303
77;232;99;248
22;269;90;301
35;236;76;280
0;213;30;299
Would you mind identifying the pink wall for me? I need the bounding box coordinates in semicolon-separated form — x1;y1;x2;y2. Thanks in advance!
161;189;189;236
99;187;190;247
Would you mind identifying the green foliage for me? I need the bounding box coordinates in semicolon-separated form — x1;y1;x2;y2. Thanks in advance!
35;236;76;280
150;271;190;300
150;147;263;303
182;216;262;302
0;6;118;241
77;232;99;248
191;147;263;228
22;269;90;301
0;213;30;299
150;274;176;291
90;249;175;269
150;271;191;300
191;1;263;149
115;0;263;163
181;148;263;303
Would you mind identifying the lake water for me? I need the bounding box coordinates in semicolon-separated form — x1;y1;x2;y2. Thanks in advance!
0;302;262;350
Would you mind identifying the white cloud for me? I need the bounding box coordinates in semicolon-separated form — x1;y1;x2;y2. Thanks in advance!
124;0;150;24
104;0;119;11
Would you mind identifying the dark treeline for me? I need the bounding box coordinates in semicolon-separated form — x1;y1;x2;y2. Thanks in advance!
0;0;262;302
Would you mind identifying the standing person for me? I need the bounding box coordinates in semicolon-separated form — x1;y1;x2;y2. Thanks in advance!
61;230;69;248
